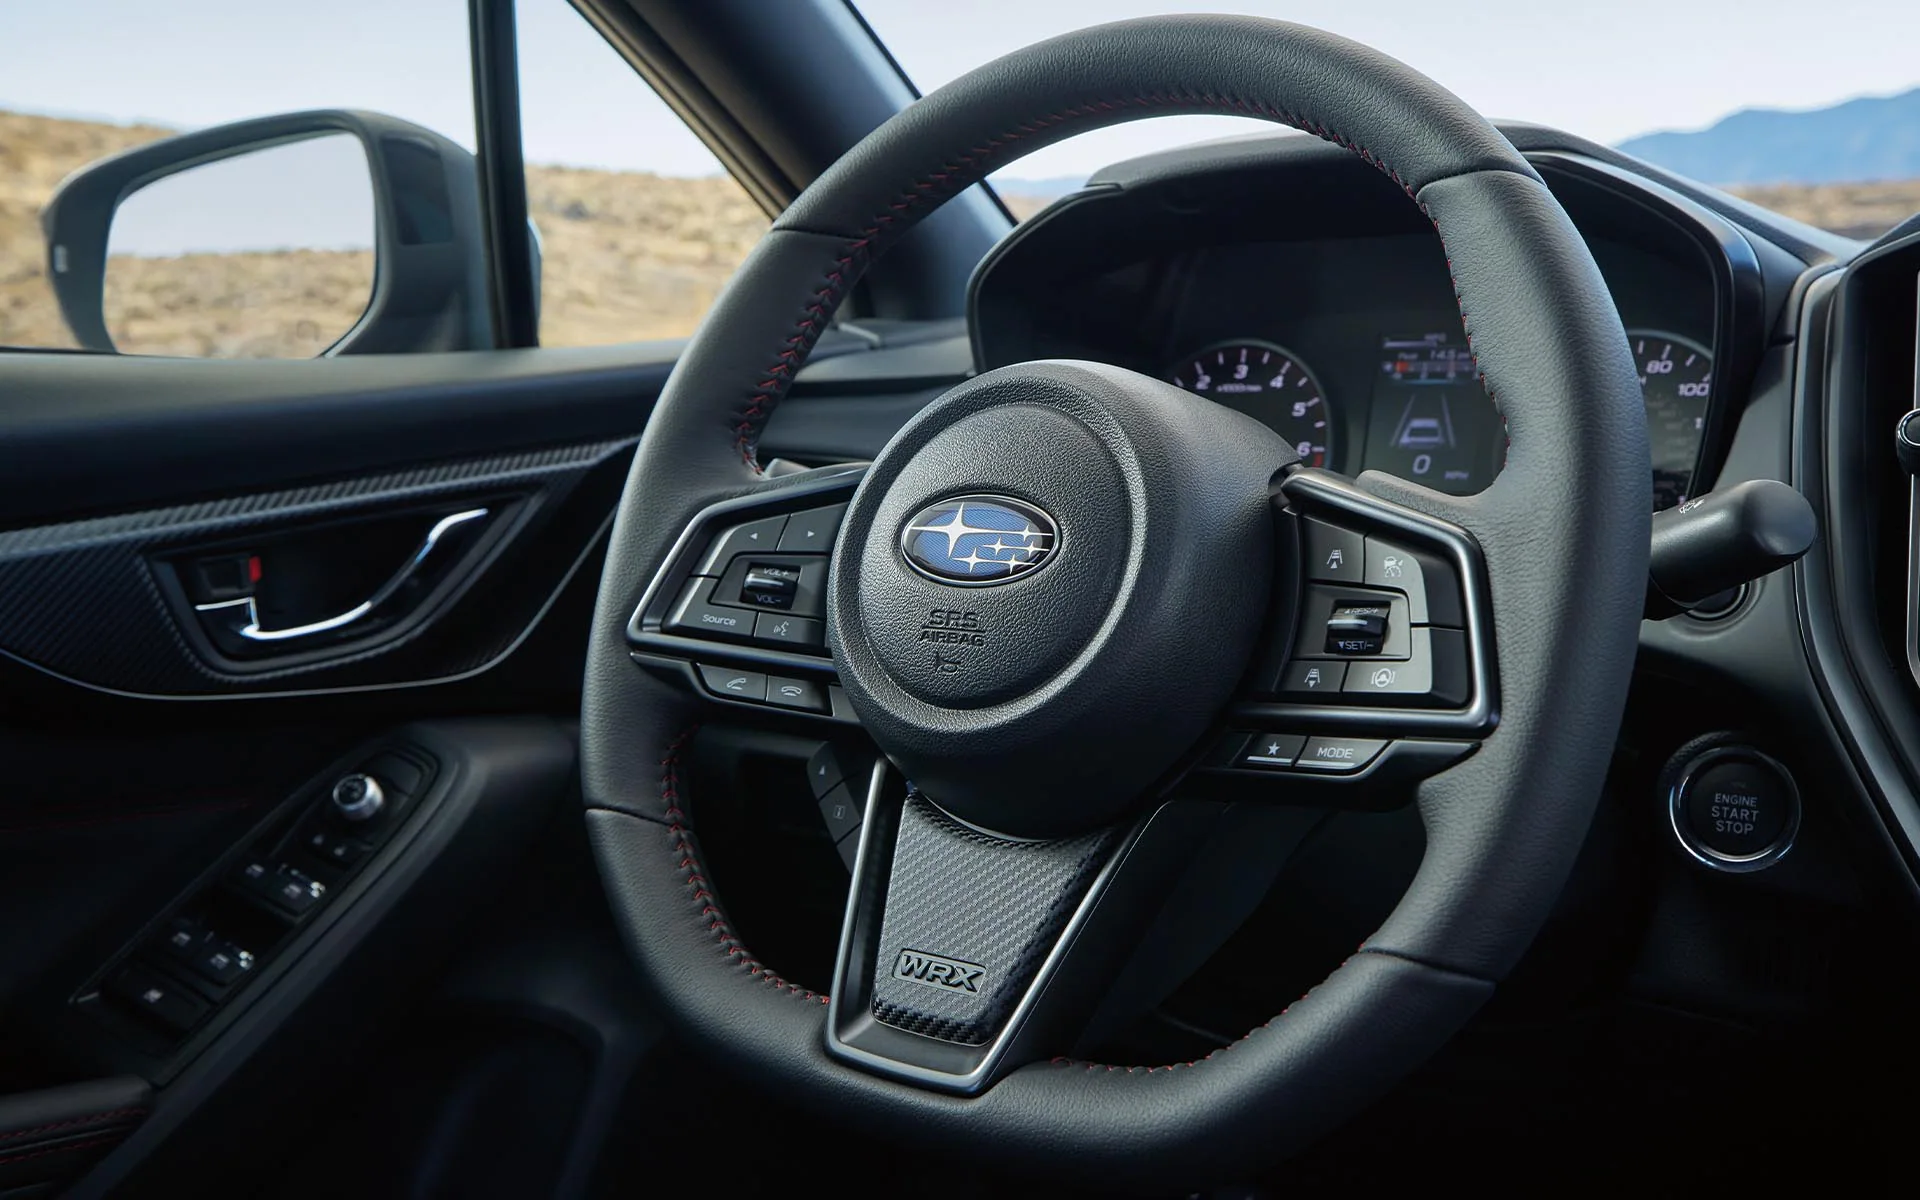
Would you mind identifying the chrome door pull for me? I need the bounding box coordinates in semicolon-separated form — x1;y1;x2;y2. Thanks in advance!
194;508;489;643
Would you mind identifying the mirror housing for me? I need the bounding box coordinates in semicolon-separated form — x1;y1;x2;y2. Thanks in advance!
42;109;495;354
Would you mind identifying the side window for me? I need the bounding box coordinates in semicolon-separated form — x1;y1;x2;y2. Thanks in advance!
0;1;476;358
514;0;768;346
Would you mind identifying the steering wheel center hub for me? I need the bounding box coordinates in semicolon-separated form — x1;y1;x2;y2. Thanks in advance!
826;361;1294;836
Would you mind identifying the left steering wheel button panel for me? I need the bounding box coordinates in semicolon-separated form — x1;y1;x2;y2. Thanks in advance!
698;664;768;702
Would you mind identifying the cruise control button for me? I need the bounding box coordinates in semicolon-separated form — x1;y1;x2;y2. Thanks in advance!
765;675;828;712
694;515;788;576
1303;518;1365;583
1279;660;1348;696
1239;733;1307;769
753;612;824;650
1293;737;1389;773
1364;537;1430;624
1342;630;1436;698
666;578;755;641
698;664;767;702
1325;603;1390;656
777;504;846;552
1293;586;1411;661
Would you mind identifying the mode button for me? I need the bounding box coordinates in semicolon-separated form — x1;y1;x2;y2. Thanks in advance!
1293;737;1389;773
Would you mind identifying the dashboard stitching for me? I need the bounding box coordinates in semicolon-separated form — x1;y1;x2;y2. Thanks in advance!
660;725;830;1005
736;89;1504;470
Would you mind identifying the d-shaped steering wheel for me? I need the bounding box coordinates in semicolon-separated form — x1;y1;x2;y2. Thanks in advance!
581;15;1647;1188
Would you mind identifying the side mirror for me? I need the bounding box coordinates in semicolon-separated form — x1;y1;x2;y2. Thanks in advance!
41;109;493;356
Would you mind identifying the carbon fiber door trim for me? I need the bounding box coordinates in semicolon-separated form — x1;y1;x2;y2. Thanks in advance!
0;438;633;697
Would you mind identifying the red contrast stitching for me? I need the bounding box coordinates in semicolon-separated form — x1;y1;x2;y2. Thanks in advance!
0;1107;147;1145
733;88;1501;469
0;1134;123;1167
660;727;828;1005
1048;955;1356;1075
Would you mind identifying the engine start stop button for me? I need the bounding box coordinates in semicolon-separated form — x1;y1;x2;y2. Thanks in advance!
1669;747;1800;872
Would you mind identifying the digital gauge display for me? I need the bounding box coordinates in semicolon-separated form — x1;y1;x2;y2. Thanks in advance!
1360;333;1506;496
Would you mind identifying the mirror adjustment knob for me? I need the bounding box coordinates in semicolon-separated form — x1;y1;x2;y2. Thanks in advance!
331;773;385;822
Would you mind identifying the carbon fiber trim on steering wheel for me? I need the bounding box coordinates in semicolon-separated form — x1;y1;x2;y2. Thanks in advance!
870;794;1117;1044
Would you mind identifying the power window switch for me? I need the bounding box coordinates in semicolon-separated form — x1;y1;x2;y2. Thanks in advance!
190;937;255;987
233;859;325;917
108;963;208;1034
305;827;372;869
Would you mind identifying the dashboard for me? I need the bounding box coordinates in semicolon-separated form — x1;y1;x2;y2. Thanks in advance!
970;139;1762;511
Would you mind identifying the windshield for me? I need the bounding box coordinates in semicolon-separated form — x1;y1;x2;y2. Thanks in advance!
857;0;1920;238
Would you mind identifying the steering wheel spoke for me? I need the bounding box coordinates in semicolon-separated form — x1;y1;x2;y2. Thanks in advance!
626;466;867;724
829;773;1293;1094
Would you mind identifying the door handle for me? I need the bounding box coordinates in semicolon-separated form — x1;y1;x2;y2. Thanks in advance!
194;508;489;643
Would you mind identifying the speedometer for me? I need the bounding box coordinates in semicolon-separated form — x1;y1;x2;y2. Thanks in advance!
1630;330;1714;511
1167;340;1332;467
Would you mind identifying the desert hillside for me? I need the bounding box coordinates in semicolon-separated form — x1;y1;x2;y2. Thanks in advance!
0;109;769;356
3;108;1918;357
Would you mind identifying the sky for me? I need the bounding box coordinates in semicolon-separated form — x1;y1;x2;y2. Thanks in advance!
3;0;1919;184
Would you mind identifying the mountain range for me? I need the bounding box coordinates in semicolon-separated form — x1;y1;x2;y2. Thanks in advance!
1617;87;1920;185
996;87;1920;195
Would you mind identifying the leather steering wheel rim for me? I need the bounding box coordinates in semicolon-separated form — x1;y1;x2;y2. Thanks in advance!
581;15;1648;1188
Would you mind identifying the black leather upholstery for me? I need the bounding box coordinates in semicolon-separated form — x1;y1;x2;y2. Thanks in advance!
579;14;1647;1187
0;1076;151;1193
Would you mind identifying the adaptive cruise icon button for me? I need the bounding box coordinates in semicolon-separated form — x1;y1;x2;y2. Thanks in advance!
1325;602;1390;656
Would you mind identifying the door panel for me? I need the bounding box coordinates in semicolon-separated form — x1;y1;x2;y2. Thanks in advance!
0;435;632;696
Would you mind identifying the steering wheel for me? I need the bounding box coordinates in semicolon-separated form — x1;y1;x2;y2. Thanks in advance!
582;15;1647;1188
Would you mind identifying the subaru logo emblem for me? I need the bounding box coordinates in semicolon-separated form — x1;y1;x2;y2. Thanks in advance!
899;494;1058;586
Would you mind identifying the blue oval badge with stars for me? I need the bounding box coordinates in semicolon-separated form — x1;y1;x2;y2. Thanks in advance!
899;494;1058;586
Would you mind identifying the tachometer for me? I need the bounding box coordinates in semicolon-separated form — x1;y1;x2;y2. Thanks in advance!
1167;340;1332;467
1630;330;1714;511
